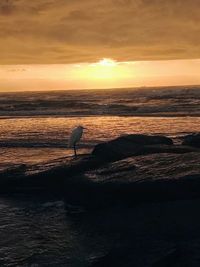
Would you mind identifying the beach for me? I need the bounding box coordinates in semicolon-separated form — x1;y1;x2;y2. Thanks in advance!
2;85;200;168
1;86;200;266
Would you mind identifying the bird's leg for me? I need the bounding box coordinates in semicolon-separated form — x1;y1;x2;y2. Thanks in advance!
73;143;77;158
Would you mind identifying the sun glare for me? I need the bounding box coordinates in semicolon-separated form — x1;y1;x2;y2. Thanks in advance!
70;58;134;88
96;58;117;67
72;58;120;82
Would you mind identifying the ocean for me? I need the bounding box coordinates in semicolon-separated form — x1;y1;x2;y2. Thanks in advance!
1;85;200;266
1;85;200;167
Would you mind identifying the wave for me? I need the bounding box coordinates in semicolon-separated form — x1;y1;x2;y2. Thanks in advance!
1;86;200;117
0;140;94;148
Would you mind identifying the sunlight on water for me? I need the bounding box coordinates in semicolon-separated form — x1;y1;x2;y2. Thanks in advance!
1;116;200;165
1;89;200;267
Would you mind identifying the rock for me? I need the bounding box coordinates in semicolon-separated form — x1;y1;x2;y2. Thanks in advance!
182;133;200;147
134;144;199;155
91;246;196;267
152;248;181;267
90;245;135;267
87;197;200;267
92;134;173;161
81;152;200;206
0;155;104;193
121;134;173;145
1;134;200;206
0;164;26;177
91;134;199;161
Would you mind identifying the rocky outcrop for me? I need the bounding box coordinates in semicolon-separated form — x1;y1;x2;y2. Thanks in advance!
182;133;200;147
92;134;173;161
88;198;200;267
0;155;104;193
1;133;200;267
91;134;200;161
1;134;200;206
2;134;200;267
70;152;200;207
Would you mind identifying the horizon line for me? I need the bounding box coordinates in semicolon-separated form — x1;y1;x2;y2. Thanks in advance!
1;84;200;94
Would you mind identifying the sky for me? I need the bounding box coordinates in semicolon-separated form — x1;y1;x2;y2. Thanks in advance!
0;0;200;91
1;59;200;91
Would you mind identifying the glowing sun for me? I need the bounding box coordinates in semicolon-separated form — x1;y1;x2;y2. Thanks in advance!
96;58;117;67
71;58;133;88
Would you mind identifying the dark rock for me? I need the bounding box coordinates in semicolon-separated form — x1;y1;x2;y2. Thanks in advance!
134;144;199;155
152;248;180;267
92;134;173;161
92;246;196;267
82;153;200;206
87;198;200;267
0;164;26;177
182;133;200;147
90;245;135;267
91;134;200;162
1;134;200;207
121;134;173;145
0;155;104;193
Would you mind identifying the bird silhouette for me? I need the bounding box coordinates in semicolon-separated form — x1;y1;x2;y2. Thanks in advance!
68;125;86;157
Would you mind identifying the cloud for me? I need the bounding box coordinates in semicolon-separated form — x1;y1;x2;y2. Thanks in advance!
0;0;200;64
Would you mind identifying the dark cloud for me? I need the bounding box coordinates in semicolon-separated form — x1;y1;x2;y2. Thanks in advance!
0;0;200;64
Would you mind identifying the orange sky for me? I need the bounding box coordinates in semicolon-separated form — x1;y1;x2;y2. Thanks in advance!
0;1;200;91
1;1;200;64
0;58;200;91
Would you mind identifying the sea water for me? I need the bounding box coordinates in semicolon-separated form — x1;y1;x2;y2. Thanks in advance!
1;86;200;266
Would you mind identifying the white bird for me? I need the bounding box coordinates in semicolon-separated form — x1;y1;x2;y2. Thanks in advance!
68;125;86;157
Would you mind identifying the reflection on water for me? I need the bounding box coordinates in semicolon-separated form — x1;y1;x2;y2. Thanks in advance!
1;86;200;116
1;88;200;266
0;116;200;165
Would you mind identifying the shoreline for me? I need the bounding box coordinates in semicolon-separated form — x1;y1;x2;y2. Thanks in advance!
2;113;200;119
1;133;200;206
1;133;200;266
